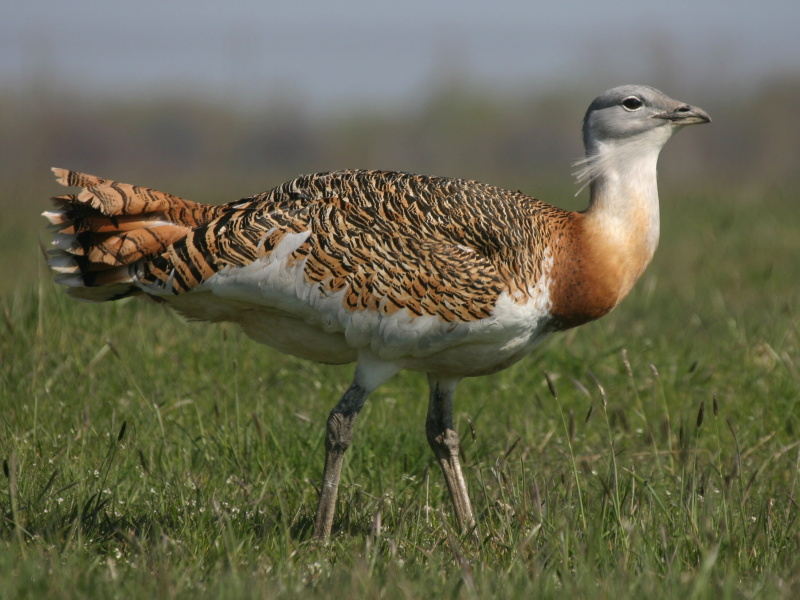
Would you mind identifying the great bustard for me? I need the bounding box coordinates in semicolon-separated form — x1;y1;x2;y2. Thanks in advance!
44;85;710;539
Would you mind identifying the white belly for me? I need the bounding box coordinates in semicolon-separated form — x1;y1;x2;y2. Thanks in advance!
162;284;553;377
145;239;556;377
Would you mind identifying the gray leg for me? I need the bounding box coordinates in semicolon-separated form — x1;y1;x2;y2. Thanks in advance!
313;381;369;540
425;375;476;534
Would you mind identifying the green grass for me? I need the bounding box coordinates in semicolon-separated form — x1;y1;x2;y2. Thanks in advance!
1;185;799;598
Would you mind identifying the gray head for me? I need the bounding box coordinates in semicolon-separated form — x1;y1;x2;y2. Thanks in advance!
582;85;710;156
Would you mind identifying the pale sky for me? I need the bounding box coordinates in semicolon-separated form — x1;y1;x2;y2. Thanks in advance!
3;0;799;110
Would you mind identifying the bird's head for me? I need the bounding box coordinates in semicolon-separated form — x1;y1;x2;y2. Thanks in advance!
582;85;711;156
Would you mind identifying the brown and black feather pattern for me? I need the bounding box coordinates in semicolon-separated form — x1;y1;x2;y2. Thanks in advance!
46;169;572;322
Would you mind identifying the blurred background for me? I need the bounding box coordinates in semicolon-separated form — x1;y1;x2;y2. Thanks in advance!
1;0;799;293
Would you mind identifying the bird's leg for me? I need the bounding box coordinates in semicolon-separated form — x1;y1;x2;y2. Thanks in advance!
313;381;369;540
425;374;476;534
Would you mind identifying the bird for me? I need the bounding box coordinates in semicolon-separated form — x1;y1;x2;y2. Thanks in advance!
43;85;710;540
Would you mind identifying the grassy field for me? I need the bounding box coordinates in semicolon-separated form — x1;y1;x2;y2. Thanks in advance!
1;183;799;598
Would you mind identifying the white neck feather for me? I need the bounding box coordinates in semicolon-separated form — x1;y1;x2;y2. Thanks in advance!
575;127;673;260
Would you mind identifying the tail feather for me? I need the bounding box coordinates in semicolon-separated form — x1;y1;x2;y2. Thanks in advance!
44;168;223;301
50;167;209;219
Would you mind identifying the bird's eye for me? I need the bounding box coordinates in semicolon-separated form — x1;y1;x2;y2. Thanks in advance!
622;96;644;111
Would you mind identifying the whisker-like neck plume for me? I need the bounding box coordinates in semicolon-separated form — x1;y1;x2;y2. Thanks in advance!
575;127;675;300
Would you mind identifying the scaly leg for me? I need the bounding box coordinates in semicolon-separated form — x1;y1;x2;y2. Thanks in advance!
313;381;369;540
425;374;476;534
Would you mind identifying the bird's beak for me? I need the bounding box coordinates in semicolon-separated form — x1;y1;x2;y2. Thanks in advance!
653;104;711;125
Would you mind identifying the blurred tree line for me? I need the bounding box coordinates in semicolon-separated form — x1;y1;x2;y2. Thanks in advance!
3;75;799;203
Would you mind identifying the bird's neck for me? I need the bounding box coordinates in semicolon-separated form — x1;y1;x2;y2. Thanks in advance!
582;139;662;284
547;138;665;329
